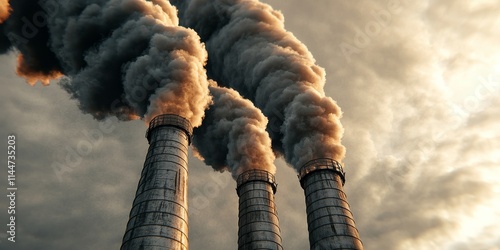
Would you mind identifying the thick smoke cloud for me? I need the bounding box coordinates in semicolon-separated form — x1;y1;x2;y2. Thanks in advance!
0;0;210;125
0;0;63;84
172;0;345;170
193;81;276;179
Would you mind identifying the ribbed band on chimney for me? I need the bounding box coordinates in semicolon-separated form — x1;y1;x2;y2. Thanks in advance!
236;170;283;250
299;158;363;250
121;114;192;250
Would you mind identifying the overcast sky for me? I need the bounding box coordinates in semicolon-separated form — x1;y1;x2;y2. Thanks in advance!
1;1;499;249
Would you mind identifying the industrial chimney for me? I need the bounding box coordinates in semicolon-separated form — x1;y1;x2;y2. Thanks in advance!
299;158;363;250
121;114;193;250
236;170;283;250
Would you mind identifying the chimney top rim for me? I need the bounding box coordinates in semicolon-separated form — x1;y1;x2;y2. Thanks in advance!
236;169;278;195
145;114;193;144
298;158;346;185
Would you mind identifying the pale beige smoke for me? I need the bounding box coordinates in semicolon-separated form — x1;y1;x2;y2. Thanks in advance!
141;32;211;127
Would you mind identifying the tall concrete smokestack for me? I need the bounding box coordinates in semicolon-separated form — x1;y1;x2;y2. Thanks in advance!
299;158;363;250
236;170;283;250
121;114;193;250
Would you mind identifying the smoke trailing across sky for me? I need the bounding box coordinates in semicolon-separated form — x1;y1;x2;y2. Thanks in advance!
172;0;345;170
0;0;210;125
1;0;346;172
193;81;276;179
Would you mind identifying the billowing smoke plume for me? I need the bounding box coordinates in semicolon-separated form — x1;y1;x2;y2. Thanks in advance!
0;0;10;23
0;0;210;125
193;81;276;179
172;0;345;169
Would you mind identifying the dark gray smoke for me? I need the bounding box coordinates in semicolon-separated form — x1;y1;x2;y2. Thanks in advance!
193;81;276;179
0;0;62;83
172;0;346;170
0;0;210;125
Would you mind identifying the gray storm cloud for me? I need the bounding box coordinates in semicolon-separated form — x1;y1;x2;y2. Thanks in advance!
0;0;210;125
193;81;276;179
172;0;346;170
